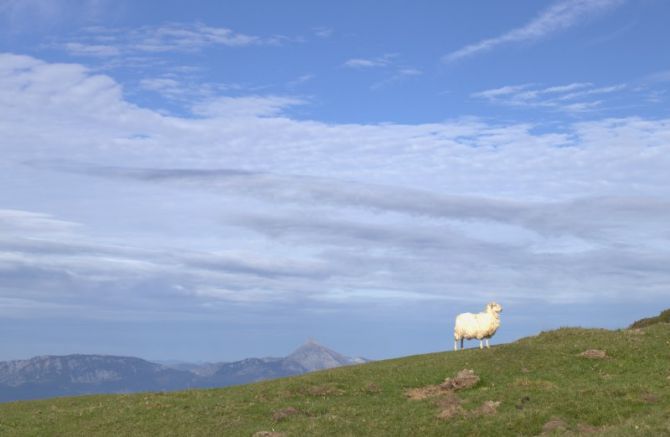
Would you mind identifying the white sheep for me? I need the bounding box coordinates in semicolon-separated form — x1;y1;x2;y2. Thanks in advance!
454;302;503;351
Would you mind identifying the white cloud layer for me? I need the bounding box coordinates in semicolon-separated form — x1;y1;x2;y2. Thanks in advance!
444;0;625;62
472;81;629;112
1;52;670;324
57;22;283;58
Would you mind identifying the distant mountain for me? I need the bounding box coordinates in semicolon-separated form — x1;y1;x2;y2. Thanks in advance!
285;339;367;372
0;354;195;402
0;341;367;403
158;361;223;377
202;340;368;387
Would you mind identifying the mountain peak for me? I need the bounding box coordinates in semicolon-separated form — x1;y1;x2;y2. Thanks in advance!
286;340;355;372
298;338;324;349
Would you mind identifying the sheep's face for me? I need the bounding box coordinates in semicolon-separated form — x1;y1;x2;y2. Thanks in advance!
487;302;503;314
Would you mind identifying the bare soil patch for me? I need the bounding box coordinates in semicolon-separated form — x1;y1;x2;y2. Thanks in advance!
641;392;659;403
541;418;568;434
440;369;480;391
272;406;301;422
472;400;501;416
435;393;464;419
579;349;608;359
306;384;344;397
405;369;479;400
577;423;601;433
362;382;381;394
513;378;557;390
406;369;500;420
405;385;443;400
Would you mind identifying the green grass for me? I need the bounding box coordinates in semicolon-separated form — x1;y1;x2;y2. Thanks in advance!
1;322;669;436
629;308;670;329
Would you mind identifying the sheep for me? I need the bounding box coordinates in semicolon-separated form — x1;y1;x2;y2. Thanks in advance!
454;302;503;351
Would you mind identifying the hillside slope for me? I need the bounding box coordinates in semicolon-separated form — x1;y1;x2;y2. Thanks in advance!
0;321;668;436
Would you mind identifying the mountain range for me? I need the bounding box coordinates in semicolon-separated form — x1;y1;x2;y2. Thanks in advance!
0;340;367;403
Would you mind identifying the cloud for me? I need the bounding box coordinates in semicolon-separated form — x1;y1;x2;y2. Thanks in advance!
0;0;109;31
643;69;670;83
3;53;670;318
63;42;121;57
286;74;315;89
0;208;79;230
59;22;283;58
31;162;670;247
472;81;627;112
190;95;306;118
138;76;237;102
343;54;395;69
342;54;422;89
371;67;423;90
313;26;333;38
443;0;625;62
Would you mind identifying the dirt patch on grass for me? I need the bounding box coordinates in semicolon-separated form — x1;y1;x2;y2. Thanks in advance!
436;397;501;420
641;392;659;403
541;418;568;434
435;393;464;419
540;419;601;435
579;349;608;359
362;382;381;394
513;378;557;390
440;369;480;390
272;406;302;422
472;400;501;416
406;369;500;420
405;369;479;400
405;385;443;400
306;384;344;397
577;423;601;433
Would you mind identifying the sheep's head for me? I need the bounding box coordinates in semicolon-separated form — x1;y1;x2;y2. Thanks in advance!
487;302;503;314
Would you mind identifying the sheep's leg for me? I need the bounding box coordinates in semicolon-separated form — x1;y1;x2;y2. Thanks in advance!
460;338;464;350
454;339;458;351
485;339;490;349
479;339;483;349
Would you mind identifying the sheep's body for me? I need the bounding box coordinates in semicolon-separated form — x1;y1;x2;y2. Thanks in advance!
454;302;503;351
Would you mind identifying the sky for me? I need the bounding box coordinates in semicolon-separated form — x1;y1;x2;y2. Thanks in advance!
1;0;669;362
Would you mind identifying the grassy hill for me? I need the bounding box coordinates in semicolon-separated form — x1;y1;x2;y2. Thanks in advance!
1;312;669;436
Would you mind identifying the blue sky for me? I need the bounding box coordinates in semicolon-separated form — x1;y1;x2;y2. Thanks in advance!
1;0;669;362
